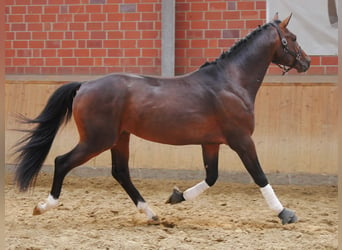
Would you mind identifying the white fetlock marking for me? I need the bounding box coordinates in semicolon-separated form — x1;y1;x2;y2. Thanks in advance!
260;184;284;214
183;180;210;201
37;194;59;214
137;201;156;220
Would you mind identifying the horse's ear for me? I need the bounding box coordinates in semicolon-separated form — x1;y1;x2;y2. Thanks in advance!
280;13;292;28
273;12;279;21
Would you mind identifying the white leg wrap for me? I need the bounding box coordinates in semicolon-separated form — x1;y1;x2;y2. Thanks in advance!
137;201;156;220
183;180;210;201
36;194;59;214
260;184;284;214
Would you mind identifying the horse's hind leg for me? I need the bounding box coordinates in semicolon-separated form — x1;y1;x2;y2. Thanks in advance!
228;135;297;225
166;144;219;204
111;132;159;224
33;142;106;215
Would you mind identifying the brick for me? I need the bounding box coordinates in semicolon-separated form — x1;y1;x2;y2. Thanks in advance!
142;49;159;57
186;30;203;39
32;32;47;39
124;13;141;21
11;6;27;14
16;32;31;40
11;24;26;31
91;49;106;57
41;15;57;22
191;21;208;29
108;49;123;57
24;67;41;74
41;67;58;74
205;30;221;39
58;49;73;57
29;40;44;48
78;58;94;66
256;1;266;10
209;20;226;29
13;58;28;66
31;0;47;4
53;23;68;31
125;49;141;57
49;0;64;4
42;49;57;57
120;22;137;30
138;40;153;48
70;23;85;31
209;2;227;11
103;22;120;31
74;14;90;22
119;39;136;48
241;11;259;20
74;31;90;39
223;11;241;20
191;39;208;48
91;14;107;22
108;31;124;39
120;4;136;13
237;2;255;10
186;48;203;57
107;13;123;21
5;49;15;57
103;40;119;48
25;15;40;22
104;58;120;66
17;49;31;57
6;32;14;40
62;58;77;66
87;40;103;48
58;14;73;22
138;22;154;30
9;15;24;22
28;23;43;31
44;6;60;14
137;4;154;12
223;30;240;38
86;5;101;13
186;12;203;21
86;23;102;30
45;40;61;48
138;57;153;66
142;30;159;39
124;31;141;39
90;0;106;4
69;5;85;13
191;3;208;11
246;20;262;29
46;58;61;66
321;56;338;65
14;0;30;5
102;4;118;13
227;20;245;29
48;32;63;39
74;49;90;57
120;58;137;66
91;31;106;39
227;2;236;10
204;48;221;58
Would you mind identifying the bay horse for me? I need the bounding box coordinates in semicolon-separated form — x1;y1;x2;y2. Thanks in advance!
14;14;310;225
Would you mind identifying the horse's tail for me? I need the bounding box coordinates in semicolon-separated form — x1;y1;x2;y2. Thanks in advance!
14;81;82;192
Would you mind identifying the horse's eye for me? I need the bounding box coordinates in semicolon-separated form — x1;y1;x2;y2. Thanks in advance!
292;36;297;42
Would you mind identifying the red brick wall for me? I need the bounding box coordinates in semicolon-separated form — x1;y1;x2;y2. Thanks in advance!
5;0;338;76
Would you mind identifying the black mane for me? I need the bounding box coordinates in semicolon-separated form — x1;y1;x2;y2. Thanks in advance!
200;21;278;69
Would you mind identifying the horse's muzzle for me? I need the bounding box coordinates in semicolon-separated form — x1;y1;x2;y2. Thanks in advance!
297;56;311;73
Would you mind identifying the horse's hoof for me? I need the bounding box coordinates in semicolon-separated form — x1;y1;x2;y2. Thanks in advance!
166;187;185;204
278;208;298;225
33;205;42;216
147;216;160;225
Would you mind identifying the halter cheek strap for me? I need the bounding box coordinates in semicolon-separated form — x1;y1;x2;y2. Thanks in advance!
270;22;302;75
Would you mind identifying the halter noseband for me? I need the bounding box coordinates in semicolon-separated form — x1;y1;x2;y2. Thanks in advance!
270;22;302;75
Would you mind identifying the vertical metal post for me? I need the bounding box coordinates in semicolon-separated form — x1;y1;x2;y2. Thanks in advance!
161;0;175;77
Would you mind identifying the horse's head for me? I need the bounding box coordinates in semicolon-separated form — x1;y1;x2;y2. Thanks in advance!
271;13;311;74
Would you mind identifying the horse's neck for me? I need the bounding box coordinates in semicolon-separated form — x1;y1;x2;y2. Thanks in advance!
225;31;276;103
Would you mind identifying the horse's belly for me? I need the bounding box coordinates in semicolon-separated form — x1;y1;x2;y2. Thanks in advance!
124;119;226;145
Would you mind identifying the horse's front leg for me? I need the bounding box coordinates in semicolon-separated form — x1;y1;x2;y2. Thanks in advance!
111;132;159;224
166;144;219;204
229;134;297;225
